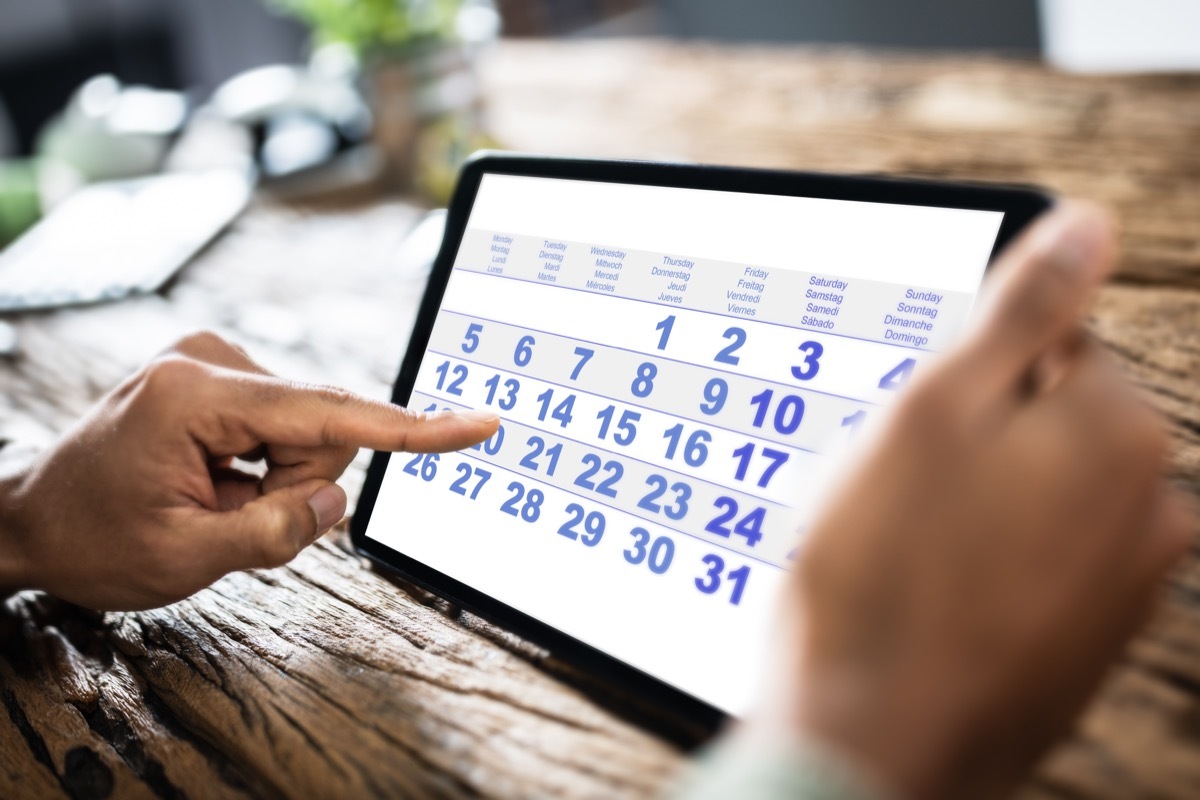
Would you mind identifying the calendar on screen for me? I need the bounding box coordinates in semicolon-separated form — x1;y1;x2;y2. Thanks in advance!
362;166;1017;715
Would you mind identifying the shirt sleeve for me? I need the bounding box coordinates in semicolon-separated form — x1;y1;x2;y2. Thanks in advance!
667;733;893;800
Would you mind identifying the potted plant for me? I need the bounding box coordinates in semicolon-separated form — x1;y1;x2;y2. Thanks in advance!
270;0;500;196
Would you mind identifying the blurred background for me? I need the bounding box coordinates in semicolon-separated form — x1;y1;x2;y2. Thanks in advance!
0;0;1042;160
0;0;1197;259
0;0;1041;162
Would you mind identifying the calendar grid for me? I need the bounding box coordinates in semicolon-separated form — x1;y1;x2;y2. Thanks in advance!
363;176;1006;716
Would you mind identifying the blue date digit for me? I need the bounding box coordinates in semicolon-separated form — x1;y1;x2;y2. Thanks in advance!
731;443;790;488
402;453;439;482
637;475;691;521
714;326;746;365
623;527;675;574
519;435;562;476
448;463;491;499
631;362;658;398
749;389;805;435
499;481;544;522
461;323;483;354
879;358;917;390
434;361;467;396
705;497;765;546
536;389;575;428
700;378;728;415
662;424;711;467
483;374;519;410
596;405;640;445
655;315;676;350
841;410;867;438
558;504;606;547
513;335;536;367
791;340;824;380
695;554;751;605
574;454;623;498
570;346;594;380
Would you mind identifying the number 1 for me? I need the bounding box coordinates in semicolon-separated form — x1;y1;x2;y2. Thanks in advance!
841;410;867;437
655;315;676;350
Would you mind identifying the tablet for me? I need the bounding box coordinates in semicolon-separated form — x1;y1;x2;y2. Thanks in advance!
352;153;1051;726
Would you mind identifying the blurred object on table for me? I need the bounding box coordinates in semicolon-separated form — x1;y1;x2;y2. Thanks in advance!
0;169;251;314
1;75;192;247
209;46;379;200
270;0;502;201
1039;0;1200;72
37;75;189;195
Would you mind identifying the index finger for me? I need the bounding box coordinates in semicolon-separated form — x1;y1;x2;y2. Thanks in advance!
945;202;1117;400
202;371;500;454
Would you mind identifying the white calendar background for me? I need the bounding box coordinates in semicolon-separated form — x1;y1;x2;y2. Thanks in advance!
366;174;1005;714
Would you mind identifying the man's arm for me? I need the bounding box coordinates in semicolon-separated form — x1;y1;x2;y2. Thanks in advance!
0;332;498;611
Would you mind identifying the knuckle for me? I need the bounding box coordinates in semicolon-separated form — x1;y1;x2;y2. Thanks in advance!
311;384;355;407
250;377;288;407
140;355;205;398
172;329;229;355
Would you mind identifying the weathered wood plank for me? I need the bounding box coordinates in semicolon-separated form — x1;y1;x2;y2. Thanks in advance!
1093;284;1200;480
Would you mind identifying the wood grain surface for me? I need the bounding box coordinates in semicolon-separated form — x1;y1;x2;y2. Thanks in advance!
1;41;1198;799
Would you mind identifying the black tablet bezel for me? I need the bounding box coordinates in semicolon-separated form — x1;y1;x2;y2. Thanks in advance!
351;152;1053;736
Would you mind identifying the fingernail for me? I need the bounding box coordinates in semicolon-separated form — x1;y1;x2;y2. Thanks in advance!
457;409;500;423
307;484;346;535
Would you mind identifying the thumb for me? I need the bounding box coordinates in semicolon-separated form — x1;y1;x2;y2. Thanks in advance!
950;202;1116;398
199;479;347;573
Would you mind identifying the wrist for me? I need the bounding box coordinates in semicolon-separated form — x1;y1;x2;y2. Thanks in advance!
753;627;988;800
785;668;1009;800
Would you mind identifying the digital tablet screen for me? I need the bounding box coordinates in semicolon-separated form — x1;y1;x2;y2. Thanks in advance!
363;172;1006;715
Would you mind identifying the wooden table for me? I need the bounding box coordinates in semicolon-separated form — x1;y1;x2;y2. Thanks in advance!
1;41;1199;799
